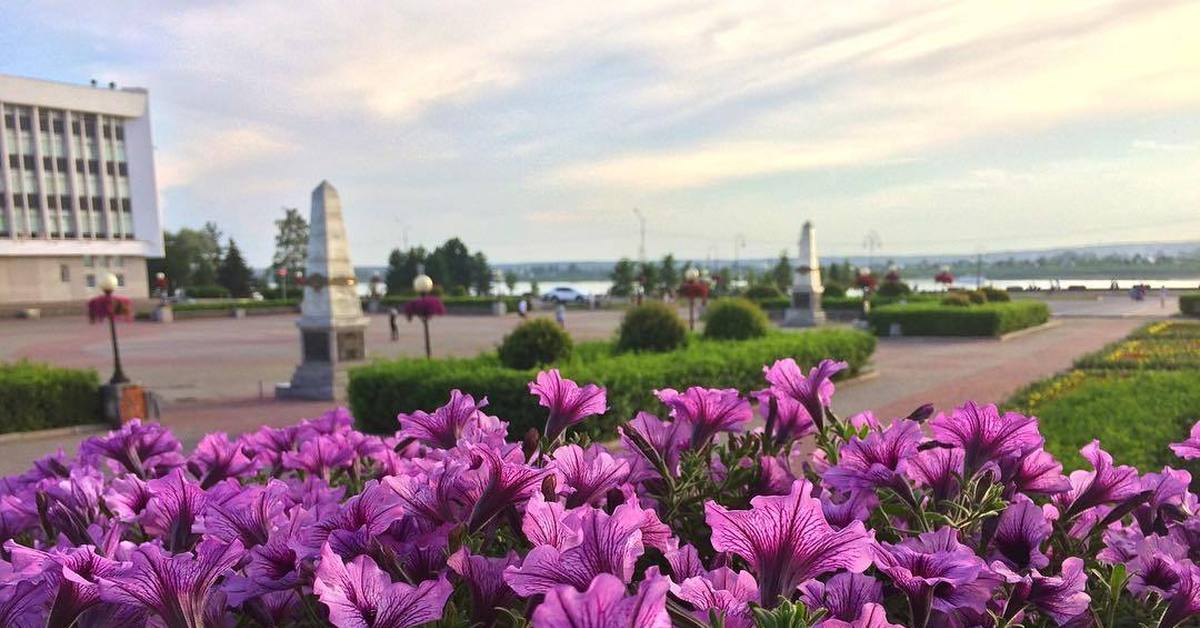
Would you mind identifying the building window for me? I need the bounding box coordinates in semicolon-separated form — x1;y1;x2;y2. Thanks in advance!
114;256;124;267
56;157;67;171
7;154;16;169
86;274;95;288
87;160;99;174
71;120;81;135
118;162;128;177
116;273;125;287
2;114;12;129
18;116;31;131
43;156;53;171
83;255;94;267
60;265;70;283
22;155;33;170
114;125;124;141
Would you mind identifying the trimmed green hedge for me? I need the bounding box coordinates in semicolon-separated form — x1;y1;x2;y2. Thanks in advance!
173;299;300;312
0;362;101;433
867;301;1050;337
375;295;522;314
751;296;864;311
1182;293;1200;316
1006;369;1200;473
349;328;876;440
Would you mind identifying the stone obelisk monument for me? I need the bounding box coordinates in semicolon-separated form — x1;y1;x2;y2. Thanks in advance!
276;181;368;400
783;221;826;327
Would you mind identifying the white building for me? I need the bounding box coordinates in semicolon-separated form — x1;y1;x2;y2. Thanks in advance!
0;74;162;305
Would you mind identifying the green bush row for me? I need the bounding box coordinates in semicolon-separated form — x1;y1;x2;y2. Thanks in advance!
172;299;301;312
0;361;101;433
750;296;865;311
375;295;522;312
348;328;876;440
1005;369;1200;474
1182;293;1200;316
866;301;1050;337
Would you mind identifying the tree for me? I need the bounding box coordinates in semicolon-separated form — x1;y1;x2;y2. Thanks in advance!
639;261;660;297
610;259;636;297
201;222;224;270
272;208;308;275
771;252;792;291
659;254;679;294
217;239;254;298
151;227;225;291
471;251;492;296
386;246;428;295
504;271;518;295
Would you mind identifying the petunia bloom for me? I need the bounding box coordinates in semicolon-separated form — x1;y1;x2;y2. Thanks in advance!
619;412;690;483
1161;561;1200;628
995;557;1091;626
529;370;607;443
655;387;751;448
820;603;903;628
531;573;669;628
505;504;645;596
798;572;882;623
462;446;547;533
929;402;1042;476
1054;440;1141;522
313;543;452;628
281;434;356;481
6;543;124;628
676;567;759;628
397;389;489;449
873;527;996;624
823;419;922;494
0;579;52;628
761;358;847;431
143;468;207;552
447;548;521;624
550;444;631;508
78;419;185;478
99;538;243;628
988;497;1052;571
705;480;873;605
1169;420;1200;460
905;446;964;503
186;432;257;489
1007;448;1072;496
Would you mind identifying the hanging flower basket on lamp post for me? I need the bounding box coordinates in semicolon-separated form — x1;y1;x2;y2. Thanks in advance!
853;268;877;294
679;267;709;331
87;273;134;385
935;265;955;286
406;274;446;359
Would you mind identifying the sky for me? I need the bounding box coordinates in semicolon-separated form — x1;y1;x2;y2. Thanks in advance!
2;1;1199;266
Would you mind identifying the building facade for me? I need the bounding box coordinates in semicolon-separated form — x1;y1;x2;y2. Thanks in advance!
0;74;162;305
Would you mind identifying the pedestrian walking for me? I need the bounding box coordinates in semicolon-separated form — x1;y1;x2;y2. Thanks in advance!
388;307;400;341
517;298;528;319
555;303;566;327
1161;285;1168;309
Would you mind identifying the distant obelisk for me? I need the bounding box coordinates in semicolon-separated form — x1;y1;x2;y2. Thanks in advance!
783;221;826;327
276;181;368;400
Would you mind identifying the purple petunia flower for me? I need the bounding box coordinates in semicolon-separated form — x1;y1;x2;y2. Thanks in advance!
0;579;52;628
187;432;257;489
78;419;185;479
6;543;125;628
989;497;1052;571
282;434;356;481
104;475;152;524
676;567;759;628
200;480;288;549
531;572;669;628
550;444;631;508
655;387;751;448
38;468;107;546
873;527;997;624
619;412;690;483
313;543;452;628
705;480;874;605
143;468;207;552
505;503;646;596
824;419;922;494
1135;467;1192;534
1054;440;1141;522
994;557;1091;626
397;389;489;449
529;370;607;443
819;488;878;529
1127;535;1187;599
665;539;706;581
1170;421;1200;460
906;446;964;503
798;572;882;623
462;446;548;533
929;402;1042;476
240;425;298;469
99;538;243;628
1161;560;1200;628
447;547;521;624
819;603;903;628
1007;448;1072;496
761;358;847;431
753;389;816;444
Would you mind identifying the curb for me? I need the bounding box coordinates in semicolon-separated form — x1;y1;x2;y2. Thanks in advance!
837;368;880;387
998;320;1061;342
0;423;110;444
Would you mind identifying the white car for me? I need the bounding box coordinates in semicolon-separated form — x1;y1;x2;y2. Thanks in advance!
541;286;588;304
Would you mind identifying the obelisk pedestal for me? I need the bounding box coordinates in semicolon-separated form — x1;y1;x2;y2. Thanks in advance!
783;221;827;327
276;181;368;400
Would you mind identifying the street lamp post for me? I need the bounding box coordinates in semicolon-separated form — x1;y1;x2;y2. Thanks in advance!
277;267;288;300
99;273;130;384
413;273;434;359
682;266;701;331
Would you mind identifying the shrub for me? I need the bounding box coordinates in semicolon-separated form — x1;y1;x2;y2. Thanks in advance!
940;293;972;307
702;298;770;341
183;285;231;299
744;284;783;300
615;302;688;353
979;286;1010;302
823;296;864;311
0;361;100;433
822;281;847;298
966;290;987;304
867;301;1050;337
497;318;574;369
349;328;876;439
750;296;790;311
875;281;911;297
1182;293;1200;316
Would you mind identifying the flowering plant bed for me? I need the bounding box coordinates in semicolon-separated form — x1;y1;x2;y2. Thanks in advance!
4;356;1200;627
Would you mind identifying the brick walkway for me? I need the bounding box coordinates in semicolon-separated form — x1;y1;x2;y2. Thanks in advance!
0;302;1155;475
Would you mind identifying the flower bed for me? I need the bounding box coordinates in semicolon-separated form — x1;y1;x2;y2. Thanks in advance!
349;328;876;439
867;300;1050;337
1074;336;1200;370
0;361;101;433
3;358;1199;627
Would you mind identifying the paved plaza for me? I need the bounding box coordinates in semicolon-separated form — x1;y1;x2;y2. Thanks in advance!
0;294;1173;474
